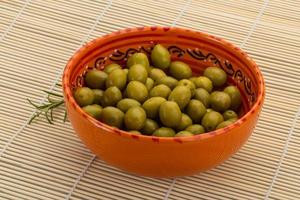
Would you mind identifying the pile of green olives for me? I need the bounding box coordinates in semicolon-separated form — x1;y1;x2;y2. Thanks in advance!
74;44;242;137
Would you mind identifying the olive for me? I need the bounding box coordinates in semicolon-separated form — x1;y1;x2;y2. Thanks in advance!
92;89;104;105
153;127;175;137
145;78;154;91
142;97;167;119
201;111;224;131
177;79;196;96
186;99;206;123
169;61;192;80
74;87;94;107
129;130;141;134
101;86;122;107
194;88;210;107
223;110;238;120
85;69;107;89
141;119;159;135
159;101;182;128
126;81;148;103
185;124;205;135
149;68;167;82
127;52;151;72
216;119;237;129
104;63;121;74
151;44;171;69
82;104;102;119
210;91;231;112
105;68;127;90
175;131;194;137
156;76;178;90
149;84;171;99
100;106;124;128
203;67;227;87
176;113;193;131
194;76;213;92
128;64;148;83
168;86;191;110
224;86;242;110
124;106;146;130
117;98;141;112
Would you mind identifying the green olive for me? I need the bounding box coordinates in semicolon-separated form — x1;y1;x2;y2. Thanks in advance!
186;99;206;123
152;127;175;137
92;89;104;104
177;79;196;96
141;118;159;135
175;131;194;137
210;91;231;112
128;64;148;83
124;106;146;130
189;77;197;84
156;76;178;90
117;98;141;112
104;63;121;74
85;70;107;89
129;130;141;134
126;81;148;103
105;68;127;90
149;68;167;82
123;68;129;75
194;88;210;107
203;67;227;87
151;44;171;69
74;87;94;107
216;119;237;129
176;113;193;131
223;110;238;120
224;86;242;110
101;86;122;107
159;101;182;128
168;86;191;110
185;124;205;135
149;84;171;99
206;108;214;113
142;97;167;119
194;76;213;92
201;111;224;131
169;61;192;80
145;78;154;91
100;106;124;128
127;52;151;72
82;104;102;119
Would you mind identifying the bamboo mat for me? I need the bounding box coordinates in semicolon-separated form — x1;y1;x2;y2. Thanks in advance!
0;0;300;199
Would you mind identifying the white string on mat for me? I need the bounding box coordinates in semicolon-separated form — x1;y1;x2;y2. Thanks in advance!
263;107;300;200
0;0;112;158
0;0;32;42
162;0;269;199
171;0;192;27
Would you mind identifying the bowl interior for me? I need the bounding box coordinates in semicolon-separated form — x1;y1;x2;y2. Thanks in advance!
67;27;262;119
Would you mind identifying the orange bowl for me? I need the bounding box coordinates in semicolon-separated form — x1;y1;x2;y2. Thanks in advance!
63;26;265;178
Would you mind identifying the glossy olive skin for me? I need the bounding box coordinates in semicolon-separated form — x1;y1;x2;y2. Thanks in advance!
169;61;192;80
104;63;121;74
101;86;122;107
153;127;175;137
92;89;104;104
206;108;214;113
85;70;107;89
142;97;167;119
156;76;178;90
151;44;171;69
168;86;191;110
201;111;224;131
224;86;242;110
176;113;193;131
149;68;167;82
141;119;159;135
126;81;148;103
105;68;127;90
149;84;171;99
194;88;210;107
100;106;124;128
159;101;182;128
216;118;237;129
185;124;205;135
82;104;102;119
117;98;141;112
145;78;154;91
177;79;196;96
223;110;238;120
175;131;194;137
128;64;148;83
74;87;95;107
129;130;141;134
127;52;151;72
194;76;213;92
124;106;146;130
203;67;227;87
186;99;206;123
210;91;231;112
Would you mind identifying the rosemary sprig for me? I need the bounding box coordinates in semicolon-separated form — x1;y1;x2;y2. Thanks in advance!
27;86;67;124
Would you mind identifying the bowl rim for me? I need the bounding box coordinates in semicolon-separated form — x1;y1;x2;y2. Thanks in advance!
63;26;265;143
